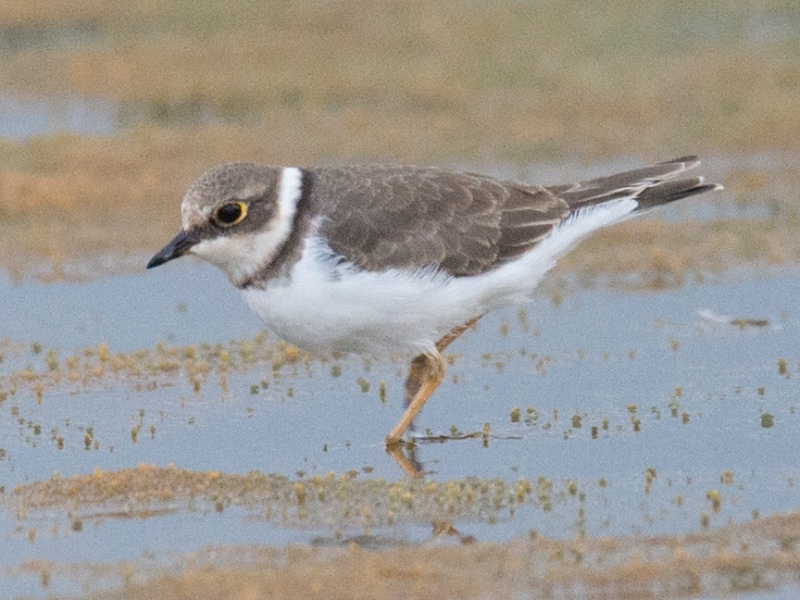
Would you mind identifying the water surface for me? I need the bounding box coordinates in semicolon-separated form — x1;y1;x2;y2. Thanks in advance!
1;264;798;596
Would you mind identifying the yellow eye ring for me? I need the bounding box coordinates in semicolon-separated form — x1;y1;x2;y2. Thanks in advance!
214;201;248;226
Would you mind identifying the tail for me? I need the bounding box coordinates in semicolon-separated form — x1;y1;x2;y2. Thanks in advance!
548;156;723;213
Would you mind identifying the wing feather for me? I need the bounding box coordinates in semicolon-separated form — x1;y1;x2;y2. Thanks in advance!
307;157;718;277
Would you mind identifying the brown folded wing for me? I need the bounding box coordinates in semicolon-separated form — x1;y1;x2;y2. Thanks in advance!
311;157;716;277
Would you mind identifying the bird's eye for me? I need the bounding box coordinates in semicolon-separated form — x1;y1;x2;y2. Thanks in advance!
214;202;247;226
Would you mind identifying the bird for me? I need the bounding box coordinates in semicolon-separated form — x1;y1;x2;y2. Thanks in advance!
147;156;720;460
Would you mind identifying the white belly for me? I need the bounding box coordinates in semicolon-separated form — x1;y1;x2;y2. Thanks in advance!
241;198;638;355
241;251;478;355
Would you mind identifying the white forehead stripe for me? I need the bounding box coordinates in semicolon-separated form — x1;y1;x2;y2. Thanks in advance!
190;167;304;287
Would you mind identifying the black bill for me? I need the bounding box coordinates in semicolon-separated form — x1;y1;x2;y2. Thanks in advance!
146;229;199;269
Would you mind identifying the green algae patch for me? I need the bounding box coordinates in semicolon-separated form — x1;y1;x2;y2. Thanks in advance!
10;465;539;532
0;334;312;401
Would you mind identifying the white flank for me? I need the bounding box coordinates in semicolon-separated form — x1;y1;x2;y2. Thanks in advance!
191;167;303;286
470;197;639;310
242;197;639;355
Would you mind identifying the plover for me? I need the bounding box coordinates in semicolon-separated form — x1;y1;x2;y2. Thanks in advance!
148;157;720;452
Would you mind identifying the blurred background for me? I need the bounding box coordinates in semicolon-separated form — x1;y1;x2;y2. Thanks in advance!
1;0;798;280
3;2;800;598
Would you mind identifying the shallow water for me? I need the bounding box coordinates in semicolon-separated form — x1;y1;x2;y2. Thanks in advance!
0;92;254;140
0;93;119;140
1;262;798;597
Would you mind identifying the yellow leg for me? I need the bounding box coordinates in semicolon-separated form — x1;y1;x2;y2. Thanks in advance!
385;316;483;446
386;444;425;478
435;316;482;353
385;352;445;445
